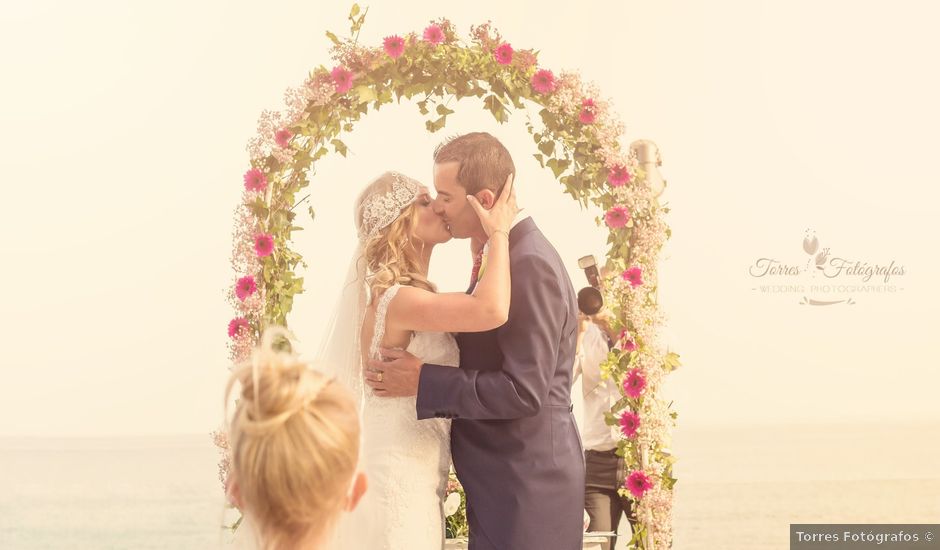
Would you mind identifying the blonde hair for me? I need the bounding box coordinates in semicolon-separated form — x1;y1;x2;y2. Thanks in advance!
356;172;436;297
225;327;360;550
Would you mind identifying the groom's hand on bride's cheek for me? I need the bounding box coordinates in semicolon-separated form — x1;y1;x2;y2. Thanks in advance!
363;348;422;397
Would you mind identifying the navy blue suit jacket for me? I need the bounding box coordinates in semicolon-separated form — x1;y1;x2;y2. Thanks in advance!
417;217;585;550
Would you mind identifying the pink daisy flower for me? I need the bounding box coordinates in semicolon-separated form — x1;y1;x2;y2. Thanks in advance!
254;233;274;257
243;168;267;193
604;205;631;229
618;329;638;352
331;66;355;94
579;98;596;124
623;368;647;398
274;128;293;149
531;69;557;94
228;317;250;338
625;470;654;499
515;50;537;69
423;24;444;45
607;164;632;187
622;266;644;288
619;410;640;438
235;275;257;301
383;35;405;58
494;43;513;65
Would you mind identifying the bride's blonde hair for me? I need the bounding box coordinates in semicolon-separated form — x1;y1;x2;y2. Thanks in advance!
356;172;437;297
225;327;360;550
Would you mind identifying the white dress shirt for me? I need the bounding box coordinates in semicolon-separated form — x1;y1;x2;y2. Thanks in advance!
573;322;620;451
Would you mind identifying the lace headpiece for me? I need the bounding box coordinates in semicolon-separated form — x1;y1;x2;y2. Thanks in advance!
357;172;421;242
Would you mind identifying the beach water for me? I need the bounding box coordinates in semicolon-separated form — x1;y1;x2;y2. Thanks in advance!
1;424;937;549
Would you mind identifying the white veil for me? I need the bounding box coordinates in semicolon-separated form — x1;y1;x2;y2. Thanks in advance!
313;242;368;413
314;171;421;549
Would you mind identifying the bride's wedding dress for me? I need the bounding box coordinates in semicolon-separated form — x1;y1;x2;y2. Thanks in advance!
333;283;460;550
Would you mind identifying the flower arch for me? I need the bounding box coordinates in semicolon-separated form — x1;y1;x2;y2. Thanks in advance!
222;6;680;549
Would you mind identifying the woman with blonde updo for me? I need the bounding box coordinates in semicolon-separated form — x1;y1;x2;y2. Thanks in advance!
225;327;367;550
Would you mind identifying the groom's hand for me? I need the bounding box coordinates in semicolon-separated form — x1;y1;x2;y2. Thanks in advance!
364;348;422;397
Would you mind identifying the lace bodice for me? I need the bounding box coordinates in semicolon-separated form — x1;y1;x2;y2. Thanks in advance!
369;283;460;369
335;283;459;550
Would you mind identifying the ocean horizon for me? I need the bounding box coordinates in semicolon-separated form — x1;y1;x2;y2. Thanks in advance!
1;423;937;549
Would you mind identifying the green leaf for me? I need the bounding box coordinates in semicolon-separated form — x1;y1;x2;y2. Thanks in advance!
663;351;682;372
325;31;341;45
436;104;455;116
416;100;429;115
545;158;571;178
331;139;348;157
537;140;555;156
349;4;360;19
425;115;447;133
603;411;618;427
354;85;377;104
483;95;508;124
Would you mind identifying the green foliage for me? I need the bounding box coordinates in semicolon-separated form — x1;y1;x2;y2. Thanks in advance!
235;13;678;547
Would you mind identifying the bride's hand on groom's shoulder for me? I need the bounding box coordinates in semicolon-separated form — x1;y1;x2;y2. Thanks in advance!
363;348;422;398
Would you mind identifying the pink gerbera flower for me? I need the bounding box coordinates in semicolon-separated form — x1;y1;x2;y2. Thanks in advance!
254;233;274;257
383;35;405;58
530;69;557;94
579;98;596;124
623;368;647;398
515;50;537;69
607;164;632;187
494;43;513;65
235;275;257;301
604;205;631;229
243;168;267;193
622;266;644;288
619;410;640;438
331;66;355;94
423;24;445;45
228;317;250;338
625;470;654;499
274;128;293;148
618;329;638;352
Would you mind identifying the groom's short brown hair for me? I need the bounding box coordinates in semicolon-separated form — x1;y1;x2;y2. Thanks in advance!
433;132;516;195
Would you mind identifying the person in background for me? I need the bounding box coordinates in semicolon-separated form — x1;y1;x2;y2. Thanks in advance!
574;289;637;550
224;327;368;550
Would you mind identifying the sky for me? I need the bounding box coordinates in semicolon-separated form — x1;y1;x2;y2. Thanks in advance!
1;0;938;437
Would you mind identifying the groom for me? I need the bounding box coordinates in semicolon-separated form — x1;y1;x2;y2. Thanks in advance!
366;132;586;550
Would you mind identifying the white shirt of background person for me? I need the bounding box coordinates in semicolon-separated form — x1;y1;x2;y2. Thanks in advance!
573;322;621;452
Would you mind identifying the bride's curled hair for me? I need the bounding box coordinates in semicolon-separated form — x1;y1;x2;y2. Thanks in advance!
356;171;436;297
225;327;360;550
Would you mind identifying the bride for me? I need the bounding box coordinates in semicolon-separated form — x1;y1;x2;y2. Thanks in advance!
321;170;517;550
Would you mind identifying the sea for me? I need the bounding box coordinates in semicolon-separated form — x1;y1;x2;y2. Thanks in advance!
1;423;937;549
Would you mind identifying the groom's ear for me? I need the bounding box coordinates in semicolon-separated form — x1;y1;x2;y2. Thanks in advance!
474;189;496;210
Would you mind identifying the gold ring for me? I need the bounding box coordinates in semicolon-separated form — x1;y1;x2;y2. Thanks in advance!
377;372;384;383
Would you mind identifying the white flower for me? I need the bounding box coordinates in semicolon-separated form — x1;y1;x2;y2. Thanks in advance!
444;492;461;517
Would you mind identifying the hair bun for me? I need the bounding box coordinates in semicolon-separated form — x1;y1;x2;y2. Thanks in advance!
229;327;332;434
